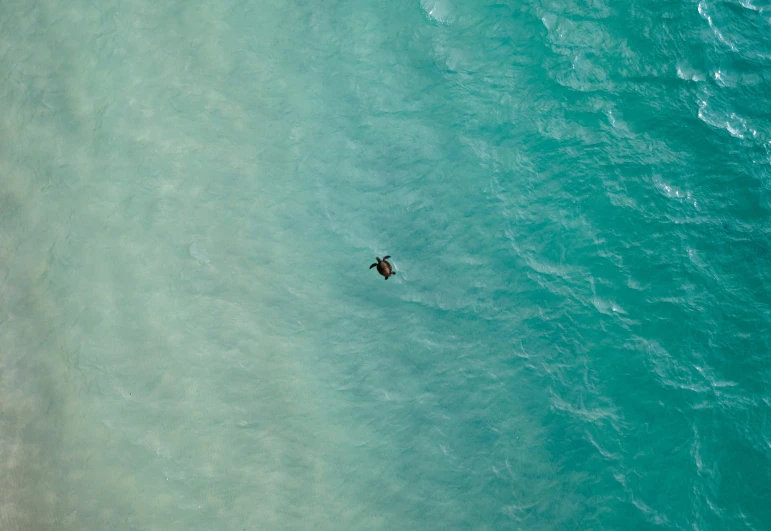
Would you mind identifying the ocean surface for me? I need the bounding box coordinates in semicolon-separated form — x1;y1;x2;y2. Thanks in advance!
1;0;770;529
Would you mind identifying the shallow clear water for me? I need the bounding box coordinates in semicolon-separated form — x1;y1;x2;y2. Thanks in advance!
1;0;770;529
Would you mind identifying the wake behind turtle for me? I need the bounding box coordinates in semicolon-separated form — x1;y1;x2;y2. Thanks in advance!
370;256;395;280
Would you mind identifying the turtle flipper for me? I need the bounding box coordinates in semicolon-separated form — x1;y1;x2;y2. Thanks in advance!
369;263;377;269
383;255;391;260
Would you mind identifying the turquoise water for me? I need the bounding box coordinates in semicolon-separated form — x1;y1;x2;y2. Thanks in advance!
1;0;770;528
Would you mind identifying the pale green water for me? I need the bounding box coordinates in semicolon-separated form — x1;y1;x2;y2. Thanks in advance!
1;0;770;529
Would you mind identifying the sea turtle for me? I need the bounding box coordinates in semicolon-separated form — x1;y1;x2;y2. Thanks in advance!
369;256;395;280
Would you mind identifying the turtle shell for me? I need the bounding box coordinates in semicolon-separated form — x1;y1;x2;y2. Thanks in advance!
377;261;392;277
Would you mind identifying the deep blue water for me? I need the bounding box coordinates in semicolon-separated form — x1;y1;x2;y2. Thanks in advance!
1;0;770;529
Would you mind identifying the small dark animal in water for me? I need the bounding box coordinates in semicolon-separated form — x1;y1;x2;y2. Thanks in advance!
370;256;395;280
